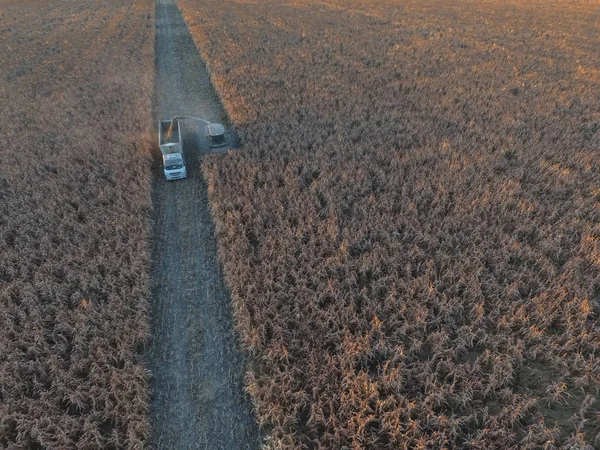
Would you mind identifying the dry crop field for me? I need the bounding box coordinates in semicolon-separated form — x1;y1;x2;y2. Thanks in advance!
0;0;153;448
179;0;600;448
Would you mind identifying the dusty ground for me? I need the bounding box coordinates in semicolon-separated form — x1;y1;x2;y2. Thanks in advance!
145;0;259;448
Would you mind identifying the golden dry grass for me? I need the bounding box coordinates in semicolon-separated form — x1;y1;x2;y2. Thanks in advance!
179;0;600;448
0;0;154;447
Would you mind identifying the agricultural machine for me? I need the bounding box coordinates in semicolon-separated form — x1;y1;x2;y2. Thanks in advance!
158;116;230;181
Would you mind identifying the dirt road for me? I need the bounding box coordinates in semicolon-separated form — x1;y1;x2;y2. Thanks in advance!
146;0;259;448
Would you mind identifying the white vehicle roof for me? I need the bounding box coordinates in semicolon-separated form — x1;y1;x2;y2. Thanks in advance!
161;143;182;154
206;123;225;136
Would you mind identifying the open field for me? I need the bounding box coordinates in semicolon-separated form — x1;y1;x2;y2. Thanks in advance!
0;0;154;448
1;0;598;448
179;0;600;448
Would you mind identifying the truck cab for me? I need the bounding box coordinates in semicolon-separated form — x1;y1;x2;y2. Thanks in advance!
162;146;187;180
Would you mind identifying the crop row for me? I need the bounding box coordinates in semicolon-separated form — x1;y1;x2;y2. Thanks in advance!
0;0;154;448
180;0;600;448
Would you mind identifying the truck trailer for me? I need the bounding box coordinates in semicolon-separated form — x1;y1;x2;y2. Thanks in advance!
159;120;187;180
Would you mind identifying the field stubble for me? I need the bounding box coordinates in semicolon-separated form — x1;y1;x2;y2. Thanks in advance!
147;0;260;448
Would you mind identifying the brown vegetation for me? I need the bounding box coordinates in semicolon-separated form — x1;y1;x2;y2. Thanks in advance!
179;0;600;448
0;0;153;448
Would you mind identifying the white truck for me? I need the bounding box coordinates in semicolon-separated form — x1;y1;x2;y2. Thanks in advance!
159;120;187;180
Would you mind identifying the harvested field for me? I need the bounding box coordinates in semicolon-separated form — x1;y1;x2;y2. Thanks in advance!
147;0;259;448
0;0;154;448
179;0;600;448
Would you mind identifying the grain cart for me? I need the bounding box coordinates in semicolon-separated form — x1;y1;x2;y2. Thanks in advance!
159;120;187;180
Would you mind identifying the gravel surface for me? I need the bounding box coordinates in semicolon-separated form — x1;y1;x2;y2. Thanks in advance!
146;0;259;448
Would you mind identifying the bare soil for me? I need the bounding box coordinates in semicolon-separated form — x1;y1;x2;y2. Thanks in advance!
145;0;259;448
